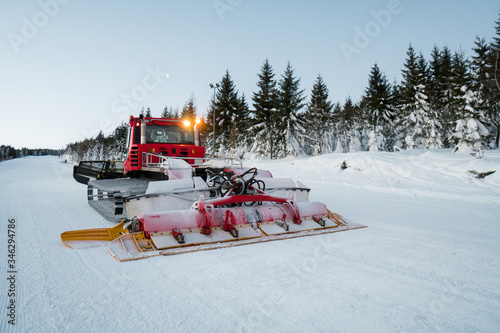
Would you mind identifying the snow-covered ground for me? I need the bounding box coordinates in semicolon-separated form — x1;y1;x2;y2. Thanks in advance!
1;150;499;332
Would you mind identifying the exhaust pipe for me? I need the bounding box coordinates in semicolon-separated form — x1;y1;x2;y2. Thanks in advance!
194;122;200;146
140;114;146;144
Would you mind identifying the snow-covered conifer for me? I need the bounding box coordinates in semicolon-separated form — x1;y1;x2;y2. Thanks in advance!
204;71;247;154
180;94;197;123
251;59;279;158
276;62;307;157
368;130;378;152
305;74;334;155
364;63;394;150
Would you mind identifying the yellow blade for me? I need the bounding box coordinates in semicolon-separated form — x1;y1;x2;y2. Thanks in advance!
61;221;127;249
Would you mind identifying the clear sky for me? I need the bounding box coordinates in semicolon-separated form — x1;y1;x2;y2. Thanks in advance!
1;0;498;149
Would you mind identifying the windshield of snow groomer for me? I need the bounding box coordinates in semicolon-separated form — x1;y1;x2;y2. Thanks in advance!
146;125;194;144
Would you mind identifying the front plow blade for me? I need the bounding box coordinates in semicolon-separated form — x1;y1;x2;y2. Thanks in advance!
108;224;262;261
106;213;365;261
61;193;366;261
61;221;127;249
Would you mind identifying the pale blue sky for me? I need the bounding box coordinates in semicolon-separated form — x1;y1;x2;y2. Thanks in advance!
1;0;498;149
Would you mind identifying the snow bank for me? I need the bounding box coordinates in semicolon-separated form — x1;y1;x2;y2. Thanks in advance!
247;149;500;203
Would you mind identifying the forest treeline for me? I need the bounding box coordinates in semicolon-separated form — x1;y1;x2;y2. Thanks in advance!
0;145;63;161
65;14;500;162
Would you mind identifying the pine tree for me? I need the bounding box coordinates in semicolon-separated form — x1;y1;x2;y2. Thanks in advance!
336;98;362;152
401;48;440;148
205;70;247;154
453;118;490;157
251;59;279;158
391;79;403;115
401;44;420;109
390;79;405;149
276;62;307;157
305;74;334;155
365;63;394;129
364;63;394;150
368;131;379;151
430;46;454;145
348;125;363;152
451;51;473;118
451;50;490;156
430;48;443;111
472;37;493;117
332;102;346;152
228;94;250;156
161;106;179;119
341;96;357;123
335;97;351;152
145;107;152;117
417;52;432;88
180;94;197;123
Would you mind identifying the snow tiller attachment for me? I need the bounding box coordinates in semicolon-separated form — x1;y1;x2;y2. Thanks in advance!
62;171;365;261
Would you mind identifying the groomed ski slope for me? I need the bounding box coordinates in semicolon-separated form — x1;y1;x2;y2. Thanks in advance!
1;149;499;332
